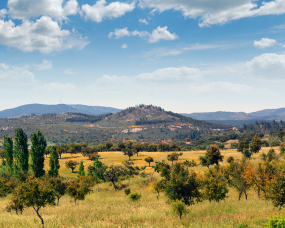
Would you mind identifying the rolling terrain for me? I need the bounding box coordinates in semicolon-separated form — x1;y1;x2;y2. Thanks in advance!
0;105;230;145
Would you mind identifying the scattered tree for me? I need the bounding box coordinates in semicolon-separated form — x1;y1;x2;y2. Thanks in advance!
250;135;261;154
78;161;85;177
237;138;249;152
49;146;60;177
123;149;134;160
48;177;67;206
172;200;188;219
167;152;179;165
65;160;79;173
199;145;223;168
144;156;154;167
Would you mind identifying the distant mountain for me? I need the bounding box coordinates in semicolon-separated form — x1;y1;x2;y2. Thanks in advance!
0;104;122;119
182;107;285;126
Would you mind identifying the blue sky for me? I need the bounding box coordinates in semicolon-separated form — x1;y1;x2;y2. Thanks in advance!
1;0;285;113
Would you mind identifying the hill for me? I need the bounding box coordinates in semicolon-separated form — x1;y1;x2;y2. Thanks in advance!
0;104;121;118
0;105;230;145
182;107;285;125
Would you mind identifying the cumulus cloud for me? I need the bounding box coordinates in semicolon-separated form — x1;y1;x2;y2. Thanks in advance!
35;60;52;71
139;0;285;27
0;9;7;18
121;44;127;49
0;63;37;85
82;0;135;22
0;16;87;53
7;0;79;20
108;26;178;43
139;18;149;24
245;53;285;79
253;38;277;49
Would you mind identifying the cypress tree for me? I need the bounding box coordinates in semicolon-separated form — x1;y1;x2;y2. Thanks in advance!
3;135;13;173
31;131;47;178
14;128;29;172
78;161;85;177
49;146;60;177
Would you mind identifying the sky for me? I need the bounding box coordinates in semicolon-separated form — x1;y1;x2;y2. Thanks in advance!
1;0;285;113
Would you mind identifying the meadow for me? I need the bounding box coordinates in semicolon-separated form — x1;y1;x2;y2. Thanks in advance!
0;147;283;228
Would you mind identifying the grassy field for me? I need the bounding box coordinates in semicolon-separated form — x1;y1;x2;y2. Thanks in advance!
0;147;283;228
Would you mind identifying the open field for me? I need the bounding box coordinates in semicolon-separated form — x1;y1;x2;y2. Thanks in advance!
0;147;283;228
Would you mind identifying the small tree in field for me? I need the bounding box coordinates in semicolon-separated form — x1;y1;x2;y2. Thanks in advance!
172;200;188;219
12;178;56;228
66;177;93;205
167;152;179;165
250;135;262;154
104;165;126;190
123;149;134;160
65;160;79;173
5;193;24;215
199;145;223;168
78;161;85;177
144;156;154;167
49;146;60;177
48;177;67;206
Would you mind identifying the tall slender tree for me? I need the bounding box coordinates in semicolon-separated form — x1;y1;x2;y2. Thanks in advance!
3;135;13;173
31;131;47;178
78;161;85;177
48;146;60;177
14;128;29;172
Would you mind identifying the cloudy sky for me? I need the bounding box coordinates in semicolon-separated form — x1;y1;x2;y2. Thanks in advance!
0;0;285;113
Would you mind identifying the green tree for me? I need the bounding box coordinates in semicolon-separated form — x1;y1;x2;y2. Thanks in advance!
78;161;85;177
167;152;179;165
48;146;60;177
31;131;47;178
3;135;13;173
242;148;252;159
48;177;66;206
14;128;29;172
92;157;106;180
123;149;134;160
218;143;225;150
65;160;79;173
199;145;223;168
164;163;202;205
280;142;285;155
12;178;56;228
237;138;249;152
172;200;188;219
104;165;126;190
144;156;154;167
250;135;262;154
277;128;285;141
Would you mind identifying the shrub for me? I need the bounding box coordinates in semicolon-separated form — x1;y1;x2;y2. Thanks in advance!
124;188;131;195
129;193;141;202
266;215;285;228
172;200;188;219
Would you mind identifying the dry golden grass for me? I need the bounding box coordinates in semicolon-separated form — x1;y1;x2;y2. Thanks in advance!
0;147;282;227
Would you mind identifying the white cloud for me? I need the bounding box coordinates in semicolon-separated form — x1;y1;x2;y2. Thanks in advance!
148;26;178;43
121;44;127;49
35;60;52;71
64;68;76;74
190;81;250;93
139;0;285;27
0;16;87;53
108;26;178;43
82;0;135;22
139;18;149;24
253;38;277;49
0;9;7;18
245;53;285;79
0;63;37;85
7;0;79;20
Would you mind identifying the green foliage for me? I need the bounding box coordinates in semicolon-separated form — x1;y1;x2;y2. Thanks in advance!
144;156;154;167
237;138;249;152
279;142;285;155
226;156;234;163
261;149;278;162
124;188;131;195
230;142;238;149
48;146;60;177
31;131;47;178
3;135;13;173
13;177;56;227
183;160;197;167
167;152;179;165
266;215;285;228
218;143;225;150
171;200;188;219
65;160;79;173
199;145;223;168
104;165;127;190
242;148;252;159
129;192;141;202
123;149;134;160
48;177;67;206
14;128;29;172
277;128;285;141
66;176;93;205
203;168;228;202
92;157;106;181
164;163;202;205
5;193;24;215
250;135;262;154
78;161;85;177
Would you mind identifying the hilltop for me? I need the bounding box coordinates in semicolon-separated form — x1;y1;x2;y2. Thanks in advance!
0;105;230;145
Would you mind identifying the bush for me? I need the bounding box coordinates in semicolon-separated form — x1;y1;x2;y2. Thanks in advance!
172;200;188;219
266;215;285;228
124;188;131;195
129;193;141;202
226;156;234;163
